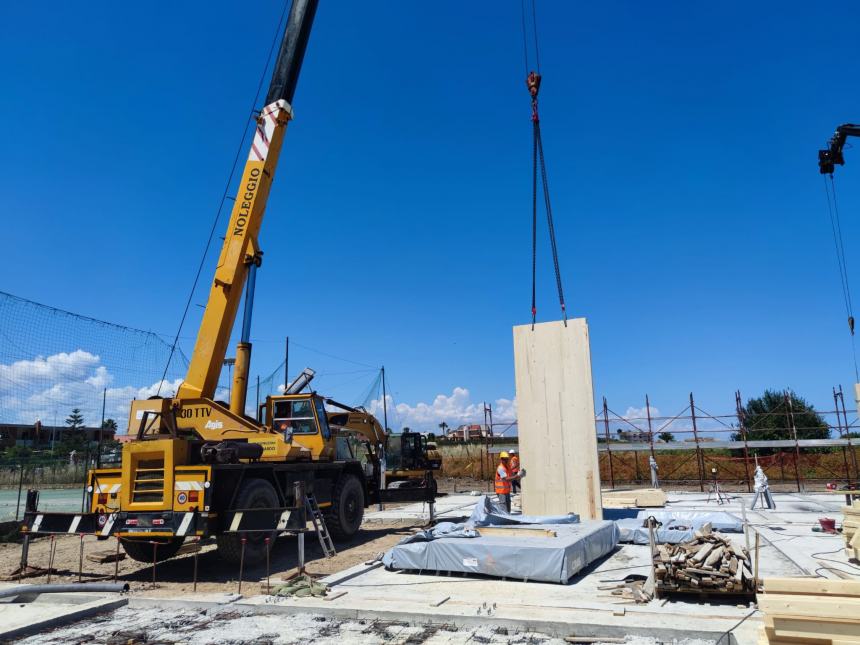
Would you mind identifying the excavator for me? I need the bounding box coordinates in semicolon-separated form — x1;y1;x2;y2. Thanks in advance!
21;0;436;564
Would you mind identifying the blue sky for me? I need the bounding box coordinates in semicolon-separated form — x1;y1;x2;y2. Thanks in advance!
2;1;860;432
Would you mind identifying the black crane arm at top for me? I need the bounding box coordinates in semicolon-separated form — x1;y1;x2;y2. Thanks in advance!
265;0;319;106
819;123;860;174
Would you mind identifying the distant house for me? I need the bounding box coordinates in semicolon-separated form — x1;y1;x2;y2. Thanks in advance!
446;424;493;441
0;422;115;449
615;429;653;443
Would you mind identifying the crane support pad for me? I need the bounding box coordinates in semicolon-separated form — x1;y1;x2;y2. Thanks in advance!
22;510;204;538
21;511;102;536
222;505;306;533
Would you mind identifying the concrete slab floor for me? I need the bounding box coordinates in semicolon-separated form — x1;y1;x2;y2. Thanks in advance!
662;492;858;579
10;491;859;644
0;588;127;640
15;604;715;645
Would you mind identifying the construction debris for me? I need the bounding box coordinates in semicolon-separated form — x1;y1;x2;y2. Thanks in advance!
758;577;860;644
270;573;329;598
653;527;756;596
599;575;651;604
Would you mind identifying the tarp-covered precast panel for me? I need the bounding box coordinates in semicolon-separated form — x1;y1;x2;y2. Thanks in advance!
616;511;744;545
383;520;619;584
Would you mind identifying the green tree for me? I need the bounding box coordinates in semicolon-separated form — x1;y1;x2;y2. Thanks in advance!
427;432;436;441
65;408;85;429
2;444;32;465
732;389;830;445
101;418;118;431
658;431;675;443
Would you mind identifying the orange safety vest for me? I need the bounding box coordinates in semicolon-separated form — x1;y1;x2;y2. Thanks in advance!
495;463;512;495
509;455;520;475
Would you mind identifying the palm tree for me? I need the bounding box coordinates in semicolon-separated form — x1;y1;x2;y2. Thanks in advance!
438;421;449;436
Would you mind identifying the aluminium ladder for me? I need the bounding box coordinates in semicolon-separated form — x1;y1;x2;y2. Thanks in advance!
304;493;336;558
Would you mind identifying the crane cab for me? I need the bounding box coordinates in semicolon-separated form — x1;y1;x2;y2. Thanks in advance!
260;393;335;462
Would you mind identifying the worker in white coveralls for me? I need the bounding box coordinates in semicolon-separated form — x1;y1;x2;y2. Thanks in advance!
495;451;521;513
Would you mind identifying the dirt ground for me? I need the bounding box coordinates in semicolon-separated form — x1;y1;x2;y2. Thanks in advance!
0;478;491;597
0;518;424;597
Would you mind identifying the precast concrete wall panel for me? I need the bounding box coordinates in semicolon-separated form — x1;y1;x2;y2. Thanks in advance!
513;319;602;519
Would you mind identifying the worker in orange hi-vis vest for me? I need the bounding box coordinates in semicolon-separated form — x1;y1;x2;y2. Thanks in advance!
495;451;520;513
509;449;521;495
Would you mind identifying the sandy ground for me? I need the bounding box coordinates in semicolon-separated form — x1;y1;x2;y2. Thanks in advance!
0;519;422;597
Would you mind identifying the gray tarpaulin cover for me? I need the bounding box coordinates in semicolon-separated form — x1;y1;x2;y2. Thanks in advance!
616;511;743;544
382;496;617;583
468;495;580;527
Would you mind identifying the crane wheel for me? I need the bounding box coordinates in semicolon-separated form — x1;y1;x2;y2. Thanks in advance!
216;478;278;564
324;473;364;541
121;537;185;563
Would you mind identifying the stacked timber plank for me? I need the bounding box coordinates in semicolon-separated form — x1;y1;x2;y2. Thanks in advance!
843;503;860;561
758;577;860;644
602;488;667;509
653;527;755;595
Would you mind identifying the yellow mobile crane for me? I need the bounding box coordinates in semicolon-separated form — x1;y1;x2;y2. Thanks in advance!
22;0;435;564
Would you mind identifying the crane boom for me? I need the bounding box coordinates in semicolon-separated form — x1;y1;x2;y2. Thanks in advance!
819;123;860;174
178;0;318;402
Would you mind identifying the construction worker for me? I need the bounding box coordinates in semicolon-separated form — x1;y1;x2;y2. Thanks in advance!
495;451;518;513
509;449;521;494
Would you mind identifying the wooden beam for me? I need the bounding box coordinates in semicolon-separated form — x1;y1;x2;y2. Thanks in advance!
476;527;557;538
762;578;860;597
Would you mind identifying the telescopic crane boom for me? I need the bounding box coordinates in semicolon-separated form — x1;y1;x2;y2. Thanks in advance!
21;0;437;566
819;123;860;174
178;0;318;411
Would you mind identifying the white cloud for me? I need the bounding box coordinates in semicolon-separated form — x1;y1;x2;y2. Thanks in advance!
0;350;100;391
621;405;660;422
0;349;191;431
366;387;517;432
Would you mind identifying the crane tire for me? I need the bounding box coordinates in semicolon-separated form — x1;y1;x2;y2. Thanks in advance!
324;473;364;541
121;537;185;563
216;477;278;564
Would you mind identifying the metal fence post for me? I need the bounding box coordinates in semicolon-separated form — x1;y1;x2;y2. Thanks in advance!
602;397;615;489
735;390;753;493
838;385;859;483
784;391;803;492
690;393;705;492
15;464;25;521
834;387;853;486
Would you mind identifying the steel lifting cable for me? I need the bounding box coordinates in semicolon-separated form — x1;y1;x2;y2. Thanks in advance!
522;0;567;328
823;174;860;380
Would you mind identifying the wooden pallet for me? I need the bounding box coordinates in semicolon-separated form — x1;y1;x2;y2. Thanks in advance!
758;577;860;644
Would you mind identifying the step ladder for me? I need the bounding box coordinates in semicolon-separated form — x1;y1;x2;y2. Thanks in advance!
304;493;336;558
